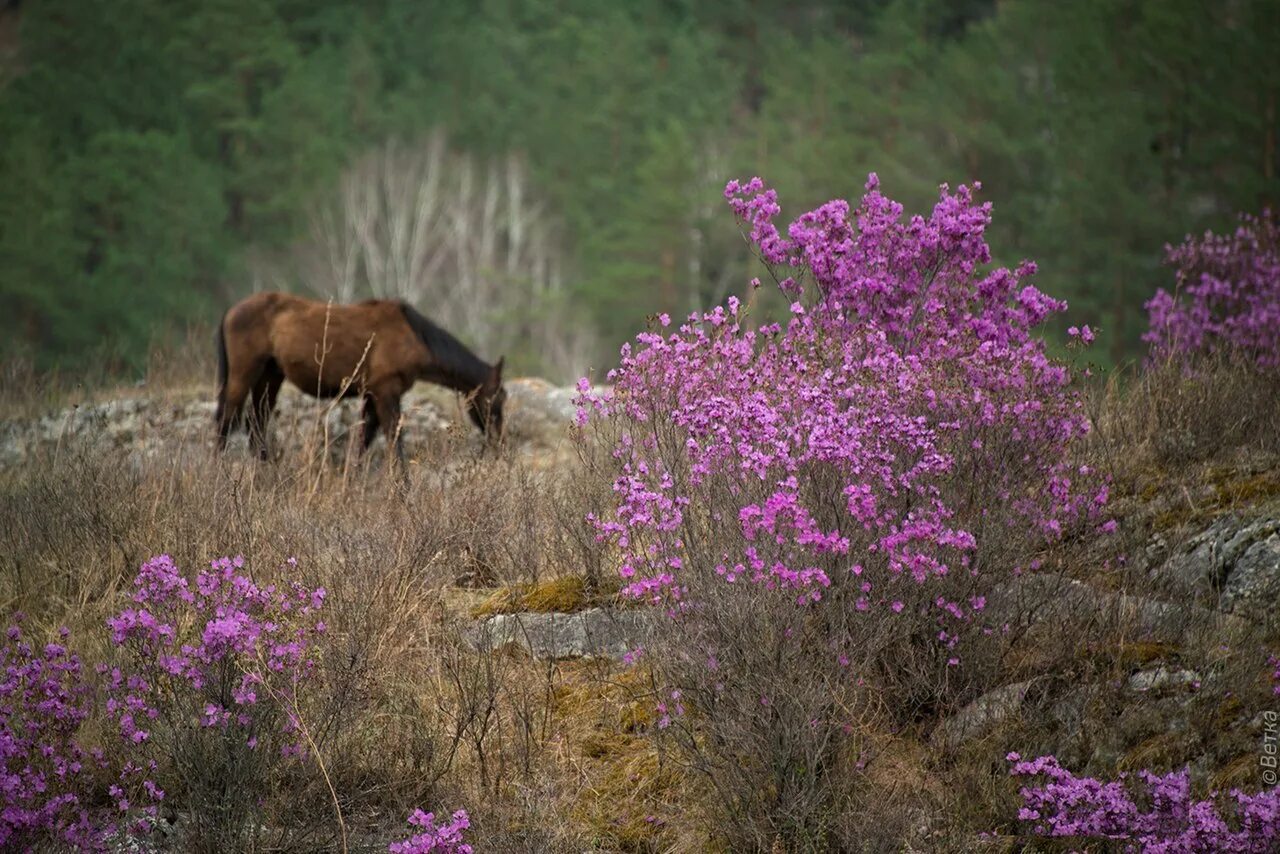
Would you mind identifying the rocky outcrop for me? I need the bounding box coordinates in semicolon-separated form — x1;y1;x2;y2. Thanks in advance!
932;680;1036;749
992;572;1250;640
1156;515;1280;622
0;377;593;468
465;607;647;660
935;664;1208;751
1126;665;1201;694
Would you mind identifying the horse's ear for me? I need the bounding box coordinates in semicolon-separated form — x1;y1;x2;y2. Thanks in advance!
492;356;505;384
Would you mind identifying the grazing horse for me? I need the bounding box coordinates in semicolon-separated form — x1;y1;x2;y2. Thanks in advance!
214;292;506;463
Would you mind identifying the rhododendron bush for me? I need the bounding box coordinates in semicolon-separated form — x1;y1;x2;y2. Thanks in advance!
104;554;328;849
0;620;108;849
1144;210;1280;369
105;554;325;753
580;174;1104;656
0;553;331;850
0;555;479;850
577;175;1107;842
1009;754;1280;853
388;807;473;854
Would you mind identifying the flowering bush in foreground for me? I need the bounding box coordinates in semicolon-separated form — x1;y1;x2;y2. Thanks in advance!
388;808;472;853
104;554;326;848
1144;210;1280;369
0;619;106;849
1009;754;1280;853
579;173;1104;642
576;175;1106;845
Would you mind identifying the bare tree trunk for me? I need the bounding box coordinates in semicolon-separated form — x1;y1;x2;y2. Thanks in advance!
293;132;594;382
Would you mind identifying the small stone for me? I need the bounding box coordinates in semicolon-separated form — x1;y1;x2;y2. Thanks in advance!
466;608;647;661
1126;666;1202;694
932;680;1035;748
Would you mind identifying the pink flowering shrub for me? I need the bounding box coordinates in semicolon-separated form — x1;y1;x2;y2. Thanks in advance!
1008;754;1280;853
104;554;327;850
388;807;472;854
576;175;1105;845
1144;211;1280;369
0;619;109;850
579;174;1103;660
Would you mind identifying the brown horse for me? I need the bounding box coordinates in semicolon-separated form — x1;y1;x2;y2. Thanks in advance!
214;292;506;463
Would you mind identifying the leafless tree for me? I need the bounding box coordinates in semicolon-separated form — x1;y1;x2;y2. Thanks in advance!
292;132;595;382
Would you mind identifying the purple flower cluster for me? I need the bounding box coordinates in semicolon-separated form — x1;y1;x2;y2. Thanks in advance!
0;556;329;848
0;619;106;849
387;808;472;854
1009;753;1279;853
104;554;326;772
578;176;1105;641
1144;210;1280;369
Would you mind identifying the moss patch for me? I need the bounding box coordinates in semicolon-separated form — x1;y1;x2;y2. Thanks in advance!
470;574;622;617
1213;469;1280;506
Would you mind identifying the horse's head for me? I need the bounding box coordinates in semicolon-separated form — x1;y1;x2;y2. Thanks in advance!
468;356;507;438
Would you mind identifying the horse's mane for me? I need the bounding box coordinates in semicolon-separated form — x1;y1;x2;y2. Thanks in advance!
398;302;491;389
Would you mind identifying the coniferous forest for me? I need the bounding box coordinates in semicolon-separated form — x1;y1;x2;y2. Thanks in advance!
2;0;1277;377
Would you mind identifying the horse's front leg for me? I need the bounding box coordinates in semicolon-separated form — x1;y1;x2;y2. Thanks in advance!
248;368;284;461
375;395;408;479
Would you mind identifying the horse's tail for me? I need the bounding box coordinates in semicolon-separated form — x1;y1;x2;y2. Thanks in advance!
214;310;229;424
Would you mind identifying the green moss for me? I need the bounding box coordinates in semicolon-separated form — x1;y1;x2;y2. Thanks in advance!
1150;505;1196;533
1138;480;1164;502
470;574;621;617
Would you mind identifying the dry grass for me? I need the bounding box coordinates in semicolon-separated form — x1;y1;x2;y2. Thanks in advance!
1092;350;1280;477
1;343;1279;851
0;377;638;849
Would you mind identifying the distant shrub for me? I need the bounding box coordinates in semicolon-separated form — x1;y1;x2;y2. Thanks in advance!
104;554;327;852
1144;211;1280;369
577;175;1106;845
1008;754;1280;853
388;807;473;853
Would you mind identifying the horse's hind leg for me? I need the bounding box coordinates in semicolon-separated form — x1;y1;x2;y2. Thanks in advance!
216;375;254;452
358;394;381;455
248;363;284;461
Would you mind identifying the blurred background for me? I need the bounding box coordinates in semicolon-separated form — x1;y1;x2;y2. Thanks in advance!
0;0;1276;382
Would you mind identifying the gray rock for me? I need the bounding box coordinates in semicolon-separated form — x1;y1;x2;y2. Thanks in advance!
1220;532;1280;620
0;378;592;468
993;573;1247;639
1159;515;1257;594
1126;666;1201;694
932;680;1035;748
466;607;647;660
1156;516;1280;620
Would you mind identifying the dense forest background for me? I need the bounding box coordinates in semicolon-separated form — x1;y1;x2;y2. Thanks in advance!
1;0;1276;380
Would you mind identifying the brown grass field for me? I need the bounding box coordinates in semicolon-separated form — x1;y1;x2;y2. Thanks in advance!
1;340;1278;852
